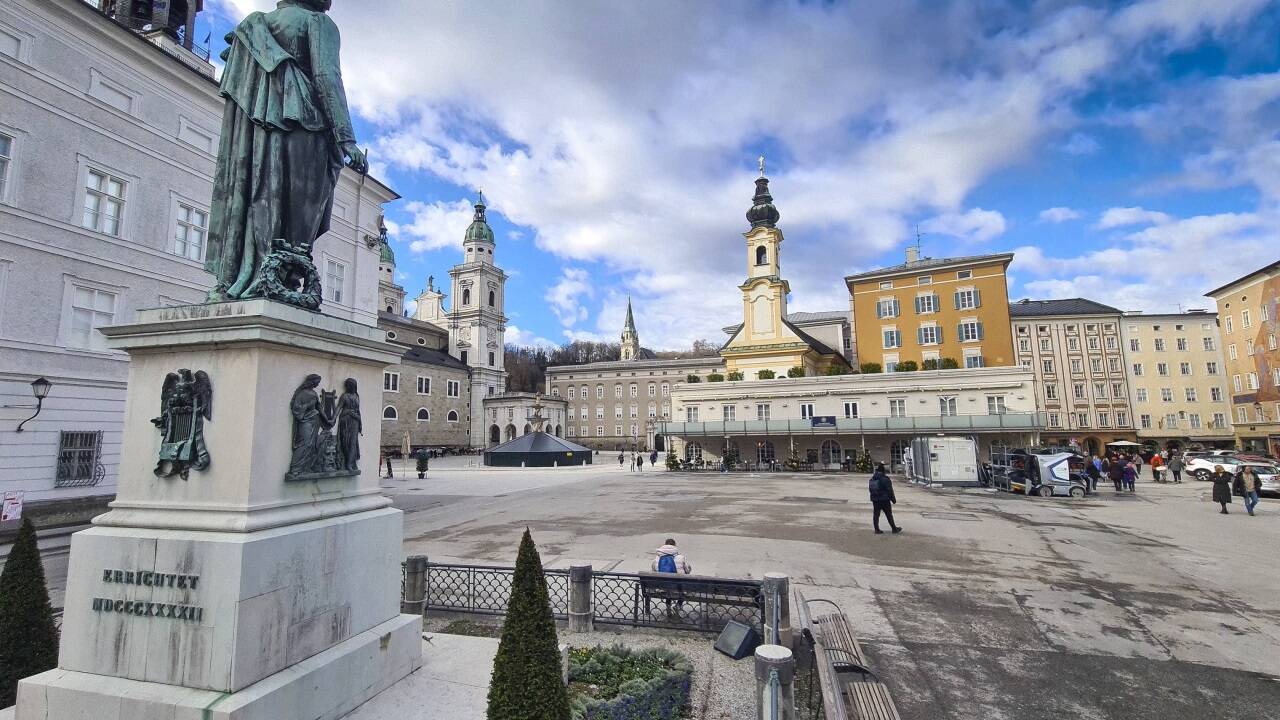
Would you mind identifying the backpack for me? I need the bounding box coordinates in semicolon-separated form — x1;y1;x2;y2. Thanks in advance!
657;553;678;573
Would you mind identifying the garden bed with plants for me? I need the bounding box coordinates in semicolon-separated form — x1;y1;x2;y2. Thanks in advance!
569;645;693;720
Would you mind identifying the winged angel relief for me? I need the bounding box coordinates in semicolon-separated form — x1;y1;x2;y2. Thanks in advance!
151;369;213;479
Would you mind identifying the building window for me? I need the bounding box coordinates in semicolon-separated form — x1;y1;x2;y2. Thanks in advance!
1274;368;1280;386
462;288;471;306
1117;411;1128;427
1067;337;1079;351
173;203;208;261
1132;363;1143;377
1077;412;1090;428
957;270;972;280
1070;358;1082;374
1237;406;1248;423
0;133;11;200
1207;362;1219;375
597;385;605;399
918;325;939;345
1157;363;1169;377
1041;359;1054;374
384;372;399;392
756;404;770;421
1074;383;1087;399
630;384;638;398
876;298;900;319
614;385;622;399
1108;357;1121;373
964;354;985;368
568;387;576;400
416;408;430;421
83;169;125;236
1136;388;1148;402
1039;338;1051;352
448;410;459;423
954;288;980;310
1188;413;1202;429
1247;339;1255;356
1140;414;1152;429
1088;336;1100;351
917;275;932;285
882;328;901;349
325;260;346;304
648;383;656;397
1203;336;1217;351
1212;412;1226;428
1019;338;1030;352
939;396;957;416
1112;382;1124;398
1098;412;1110;428
879;281;893;290
55;431;103;487
723;406;736;421
987;396;1007;415
958;320;983;342
800;403;815;419
460;350;468;365
1248;372;1259;390
596;406;605;420
1242;309;1252;328
889;399;906;418
843;401;859;418
1225;316;1234;334
1161;388;1174;402
595;426;604;436
1211;387;1224;402
415;376;431;394
1105;335;1118;350
1048;412;1060;428
1228;344;1238;361
1233;374;1243;392
382;406;397;420
1165;413;1178;429
1094;382;1107;398
685;406;699;422
1180;362;1192;376
915;293;937;314
447;380;460;397
67;285;117;351
1129;338;1140;352
1045;384;1058;400
1153;338;1165;352
488;290;495;307
661;383;670;397
1175;338;1188;351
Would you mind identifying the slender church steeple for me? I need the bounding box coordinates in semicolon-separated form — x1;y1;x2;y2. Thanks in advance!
620;296;640;361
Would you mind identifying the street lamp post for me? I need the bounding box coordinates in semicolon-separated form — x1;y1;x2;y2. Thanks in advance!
10;377;53;433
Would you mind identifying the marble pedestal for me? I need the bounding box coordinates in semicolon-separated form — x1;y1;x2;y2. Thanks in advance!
16;300;422;720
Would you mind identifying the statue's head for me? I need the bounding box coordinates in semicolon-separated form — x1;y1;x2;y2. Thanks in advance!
343;378;358;394
297;0;332;11
303;374;322;389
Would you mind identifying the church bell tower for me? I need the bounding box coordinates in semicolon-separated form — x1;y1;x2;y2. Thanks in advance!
620;297;640;361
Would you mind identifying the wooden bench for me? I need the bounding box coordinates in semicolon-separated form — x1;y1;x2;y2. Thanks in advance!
796;590;901;720
634;572;763;630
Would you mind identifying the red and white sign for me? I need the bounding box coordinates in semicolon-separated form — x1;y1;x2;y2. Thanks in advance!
1;491;24;522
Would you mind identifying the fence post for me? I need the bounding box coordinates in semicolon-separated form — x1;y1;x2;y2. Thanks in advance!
762;573;792;648
568;564;593;633
401;555;427;615
755;644;796;720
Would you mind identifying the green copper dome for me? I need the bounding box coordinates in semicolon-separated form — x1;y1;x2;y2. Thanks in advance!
379;239;396;265
465;192;495;245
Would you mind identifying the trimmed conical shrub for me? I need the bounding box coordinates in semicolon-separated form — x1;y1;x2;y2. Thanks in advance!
0;517;59;707
487;528;570;720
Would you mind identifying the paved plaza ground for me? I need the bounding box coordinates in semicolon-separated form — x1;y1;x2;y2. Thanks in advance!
386;457;1280;720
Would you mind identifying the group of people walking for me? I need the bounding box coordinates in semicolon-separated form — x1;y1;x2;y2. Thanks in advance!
1211;465;1263;516
1082;452;1144;493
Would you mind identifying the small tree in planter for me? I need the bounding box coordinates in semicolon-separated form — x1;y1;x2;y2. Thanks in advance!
940;357;960;369
487;529;571;720
787;366;806;378
825;365;849;376
666;448;679;471
756;369;776;380
896;360;918;372
685;374;701;383
859;362;882;374
726;371;744;381
921;358;940;371
0;517;59;708
706;373;725;383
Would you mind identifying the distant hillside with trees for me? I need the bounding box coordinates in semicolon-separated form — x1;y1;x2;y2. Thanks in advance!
503;339;720;393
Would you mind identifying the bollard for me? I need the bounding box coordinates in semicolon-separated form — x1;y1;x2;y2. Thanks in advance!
762;573;793;649
401;555;428;615
568;564;594;633
559;643;570;685
754;644;796;720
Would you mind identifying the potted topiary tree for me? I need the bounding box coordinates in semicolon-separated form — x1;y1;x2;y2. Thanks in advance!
726;371;744;381
0;517;59;708
756;369;776;380
859;362;882;374
685;374;701;383
706;373;725;383
787;366;806;378
825;365;849;376
921;358;939;371
896;360;918;372
487;529;571;720
940;358;960;369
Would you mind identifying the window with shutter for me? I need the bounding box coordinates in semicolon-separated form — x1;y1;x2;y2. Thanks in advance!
977;321;984;339
973;289;982;307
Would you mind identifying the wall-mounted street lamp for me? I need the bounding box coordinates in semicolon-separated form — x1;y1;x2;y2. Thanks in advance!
11;377;53;432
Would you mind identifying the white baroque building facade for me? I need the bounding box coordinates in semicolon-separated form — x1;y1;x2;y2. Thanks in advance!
0;0;395;505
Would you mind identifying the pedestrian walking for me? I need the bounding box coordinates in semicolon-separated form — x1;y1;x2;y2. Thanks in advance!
1133;452;1144;479
636;455;644;471
650;450;659;466
1107;458;1124;492
868;463;902;534
385;453;394;479
1150;452;1165;483
1167;453;1184;483
1239;466;1261;516
618;452;624;468
1211;465;1234;514
1085;455;1101;494
1123;461;1138;492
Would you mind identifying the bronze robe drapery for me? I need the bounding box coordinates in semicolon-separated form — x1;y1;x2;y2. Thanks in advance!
205;2;358;301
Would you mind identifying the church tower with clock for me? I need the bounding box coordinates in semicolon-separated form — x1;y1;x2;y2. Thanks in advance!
448;193;508;446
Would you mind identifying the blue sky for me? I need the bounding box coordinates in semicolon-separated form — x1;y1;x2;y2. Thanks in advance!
204;0;1280;349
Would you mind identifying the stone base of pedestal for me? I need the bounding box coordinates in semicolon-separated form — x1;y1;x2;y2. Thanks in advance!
15;613;422;720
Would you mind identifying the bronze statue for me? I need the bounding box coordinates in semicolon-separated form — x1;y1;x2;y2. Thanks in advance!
151;369;212;480
336;378;361;471
287;374;359;480
205;0;368;310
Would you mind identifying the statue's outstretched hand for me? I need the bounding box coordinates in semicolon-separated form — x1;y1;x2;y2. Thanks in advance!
342;142;368;174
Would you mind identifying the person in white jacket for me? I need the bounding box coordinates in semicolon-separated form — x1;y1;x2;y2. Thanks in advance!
651;539;692;574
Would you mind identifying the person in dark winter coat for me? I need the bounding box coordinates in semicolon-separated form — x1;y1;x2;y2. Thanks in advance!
1084;455;1101;494
1107;459;1124;492
868;464;902;534
1210;465;1234;514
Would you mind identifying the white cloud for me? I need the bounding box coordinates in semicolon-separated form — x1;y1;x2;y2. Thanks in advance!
920;208;1007;242
1095;206;1173;229
1060;132;1100;155
545;268;593;329
397;199;474;253
506;324;558;348
1038;207;1082;223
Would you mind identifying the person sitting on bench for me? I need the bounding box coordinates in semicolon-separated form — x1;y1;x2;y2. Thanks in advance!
651;538;693;615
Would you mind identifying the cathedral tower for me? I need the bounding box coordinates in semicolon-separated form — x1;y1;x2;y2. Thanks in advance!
620;297;640;361
448;192;508;446
375;213;405;315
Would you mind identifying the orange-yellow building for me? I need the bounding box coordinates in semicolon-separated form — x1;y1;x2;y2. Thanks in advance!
845;251;1016;371
1204;260;1280;456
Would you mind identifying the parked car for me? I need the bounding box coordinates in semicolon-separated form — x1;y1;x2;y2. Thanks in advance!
1185;455;1245;480
1234;462;1280;497
1258;470;1280;498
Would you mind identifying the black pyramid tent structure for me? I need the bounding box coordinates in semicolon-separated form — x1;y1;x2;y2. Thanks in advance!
483;432;594;467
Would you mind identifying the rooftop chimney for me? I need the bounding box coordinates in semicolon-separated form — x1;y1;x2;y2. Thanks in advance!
905;246;919;264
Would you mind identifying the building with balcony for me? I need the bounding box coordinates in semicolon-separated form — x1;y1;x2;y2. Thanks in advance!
1121;310;1234;450
1010;298;1136;455
659;366;1041;471
845;249;1016;372
1204;261;1280;456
